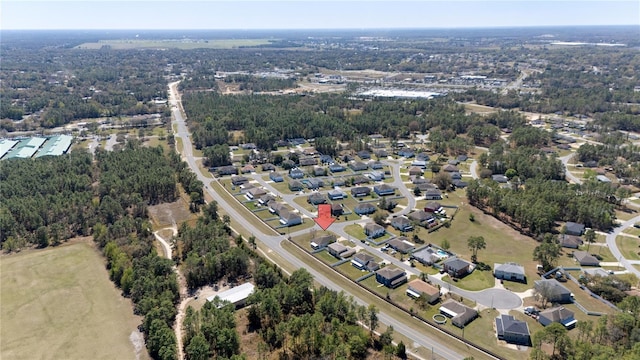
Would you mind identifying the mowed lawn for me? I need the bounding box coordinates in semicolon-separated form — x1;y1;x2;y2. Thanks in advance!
1;242;146;360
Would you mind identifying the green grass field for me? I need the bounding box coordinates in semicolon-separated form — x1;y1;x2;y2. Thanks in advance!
616;235;640;260
75;38;275;50
1;242;147;360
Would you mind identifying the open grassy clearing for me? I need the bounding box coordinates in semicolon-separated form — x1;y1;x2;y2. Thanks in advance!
615;209;639;222
616;235;640;260
314;249;342;265
76;38;275;50
442;270;496;291
623;227;640;236
1;241;147;360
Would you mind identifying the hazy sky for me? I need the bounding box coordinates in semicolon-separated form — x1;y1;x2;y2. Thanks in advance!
2;0;639;30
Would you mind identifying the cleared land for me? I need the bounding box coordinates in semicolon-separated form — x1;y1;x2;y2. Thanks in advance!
1;241;146;360
75;39;274;50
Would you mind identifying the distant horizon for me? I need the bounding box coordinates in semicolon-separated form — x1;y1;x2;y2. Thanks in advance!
2;1;639;31
2;24;638;32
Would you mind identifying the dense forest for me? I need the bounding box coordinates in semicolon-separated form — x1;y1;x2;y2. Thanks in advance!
0;143;187;359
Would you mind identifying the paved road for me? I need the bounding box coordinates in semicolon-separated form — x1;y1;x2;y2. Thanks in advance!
606;215;640;278
560;153;583;184
168;82;473;360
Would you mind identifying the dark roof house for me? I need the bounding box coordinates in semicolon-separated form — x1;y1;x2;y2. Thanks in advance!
390;217;413;232
310;234;337;250
374;184;396;196
364;223;385;238
443;257;472;278
559;235;583;249
386;237;415;253
440;299;478;328
565;222;586;236
538;306;576;328
496;315;530;345
534;279;572;304
351;186;371;197
375;267;407;288
307;192;327;205
573;250;600;266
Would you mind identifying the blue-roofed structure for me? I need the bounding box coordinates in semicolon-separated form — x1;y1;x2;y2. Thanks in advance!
35;135;73;158
5;137;46;159
0;139;18;159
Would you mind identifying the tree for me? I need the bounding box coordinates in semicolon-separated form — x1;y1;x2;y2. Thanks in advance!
434;172;452;191
441;239;451;251
367;304;379;337
532;323;571;359
584;229;596;252
185;334;210;360
467;236;486;263
505;168;518;180
396;341;406;359
533;236;561;272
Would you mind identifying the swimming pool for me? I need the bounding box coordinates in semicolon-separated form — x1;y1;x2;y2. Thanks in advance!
436;249;449;258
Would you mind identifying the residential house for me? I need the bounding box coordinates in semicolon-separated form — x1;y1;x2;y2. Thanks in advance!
408;211;436;227
310;234;337;250
240;143;256;150
440;299;478;328
415;183;436;192
319;154;333;164
494;263;526;282
331;203;343;216
303;147;317;156
534;279;572;304
218;166;238;176
246;187;267;200
457;155;468;162
496;315;531;345
369;161;384;170
573;250;600;266
452;179;468;188
313;166;326;177
412;247;440;265
351;186;371;198
305;178;324;190
289;180;304;192
387;237;415;254
352;252;378;271
424;202;443;213
328;243;348;258
492;174;509;183
406;279;440;304
261;163;275;172
364;223;385;238
353;175;371;185
374;184;396;196
258;194;275;206
442;164;458;173
289;168;305;179
328;189;346;200
241;164;255;174
279;210;302;227
368;171;385;181
565;222;586;236
375;267;407;288
423;188;443;200
231;175;248;186
269;172;284;182
450;172;462;180
416;152;430;162
357;150;371;160
375;149;388;158
583;268;611;277
390;217;413;232
329;164;346;173
442;257;472;278
411;160;428;169
559;234;583;249
350;161;369;172
538;306;576;328
354;203;377;215
268;200;287;215
413;177;431;185
307;192;327;205
447;159;459;165
332;178;347;187
299;157;317;167
409;166;424;176
398;149;415;158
